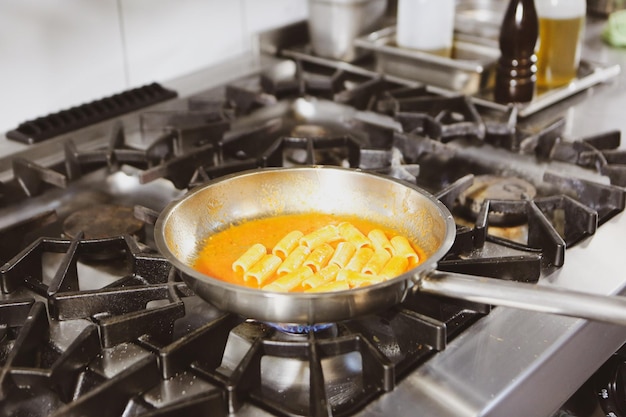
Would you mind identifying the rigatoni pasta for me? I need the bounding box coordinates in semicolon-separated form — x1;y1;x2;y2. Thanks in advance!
337;270;386;288
390;236;420;264
233;243;267;275
277;245;310;275
338;222;371;249
368;229;394;255
328;241;357;269
263;266;314;292
272;231;304;260
305;280;350;293
193;212;426;293
243;254;282;286
345;247;374;272
302;264;341;289
303;243;334;272
300;225;341;249
361;249;392;275
379;256;409;279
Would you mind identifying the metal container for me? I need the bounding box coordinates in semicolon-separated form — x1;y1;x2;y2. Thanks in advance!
308;0;387;62
354;26;499;94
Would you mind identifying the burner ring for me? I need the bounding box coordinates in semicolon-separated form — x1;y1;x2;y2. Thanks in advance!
267;322;335;334
457;175;537;226
63;204;145;240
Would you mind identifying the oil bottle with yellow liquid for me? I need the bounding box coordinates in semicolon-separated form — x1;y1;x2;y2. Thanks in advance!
535;0;586;89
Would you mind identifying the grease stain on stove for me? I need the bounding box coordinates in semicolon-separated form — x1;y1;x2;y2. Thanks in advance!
90;342;152;379
143;371;215;408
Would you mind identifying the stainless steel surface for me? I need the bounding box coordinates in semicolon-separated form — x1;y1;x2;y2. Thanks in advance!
0;12;625;416
307;0;387;62
354;26;498;94
155;166;456;324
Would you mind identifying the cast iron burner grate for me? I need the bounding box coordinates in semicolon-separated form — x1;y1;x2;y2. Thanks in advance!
0;231;487;417
485;107;626;188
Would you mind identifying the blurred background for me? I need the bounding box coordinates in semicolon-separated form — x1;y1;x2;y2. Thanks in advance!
0;0;309;134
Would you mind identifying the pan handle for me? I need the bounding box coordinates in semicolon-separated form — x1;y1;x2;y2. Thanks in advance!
415;270;626;326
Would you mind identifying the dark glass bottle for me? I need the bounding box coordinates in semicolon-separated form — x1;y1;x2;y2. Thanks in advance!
494;0;539;104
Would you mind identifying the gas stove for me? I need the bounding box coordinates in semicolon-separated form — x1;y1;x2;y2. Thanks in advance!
1;19;626;417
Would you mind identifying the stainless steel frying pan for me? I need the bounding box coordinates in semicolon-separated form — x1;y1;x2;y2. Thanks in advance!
155;166;626;325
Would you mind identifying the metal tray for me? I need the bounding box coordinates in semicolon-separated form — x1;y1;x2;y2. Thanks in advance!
354;27;498;95
266;21;620;118
354;26;621;117
474;59;622;117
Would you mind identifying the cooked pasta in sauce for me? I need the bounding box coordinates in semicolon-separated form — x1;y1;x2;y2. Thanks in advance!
193;213;426;292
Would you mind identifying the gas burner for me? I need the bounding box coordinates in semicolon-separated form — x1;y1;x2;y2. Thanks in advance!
63;204;145;240
191;295;485;417
456;175;537;226
266;322;336;335
0;272;484;417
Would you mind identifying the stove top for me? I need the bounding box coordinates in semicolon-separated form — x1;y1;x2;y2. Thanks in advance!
1;27;626;416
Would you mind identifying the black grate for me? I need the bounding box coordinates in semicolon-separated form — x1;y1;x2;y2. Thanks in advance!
0;231;485;417
7;83;177;144
0;57;625;416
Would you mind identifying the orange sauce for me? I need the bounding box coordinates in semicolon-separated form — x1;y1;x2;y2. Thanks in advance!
193;212;426;291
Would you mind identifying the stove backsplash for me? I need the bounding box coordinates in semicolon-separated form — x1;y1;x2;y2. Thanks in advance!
0;0;309;134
